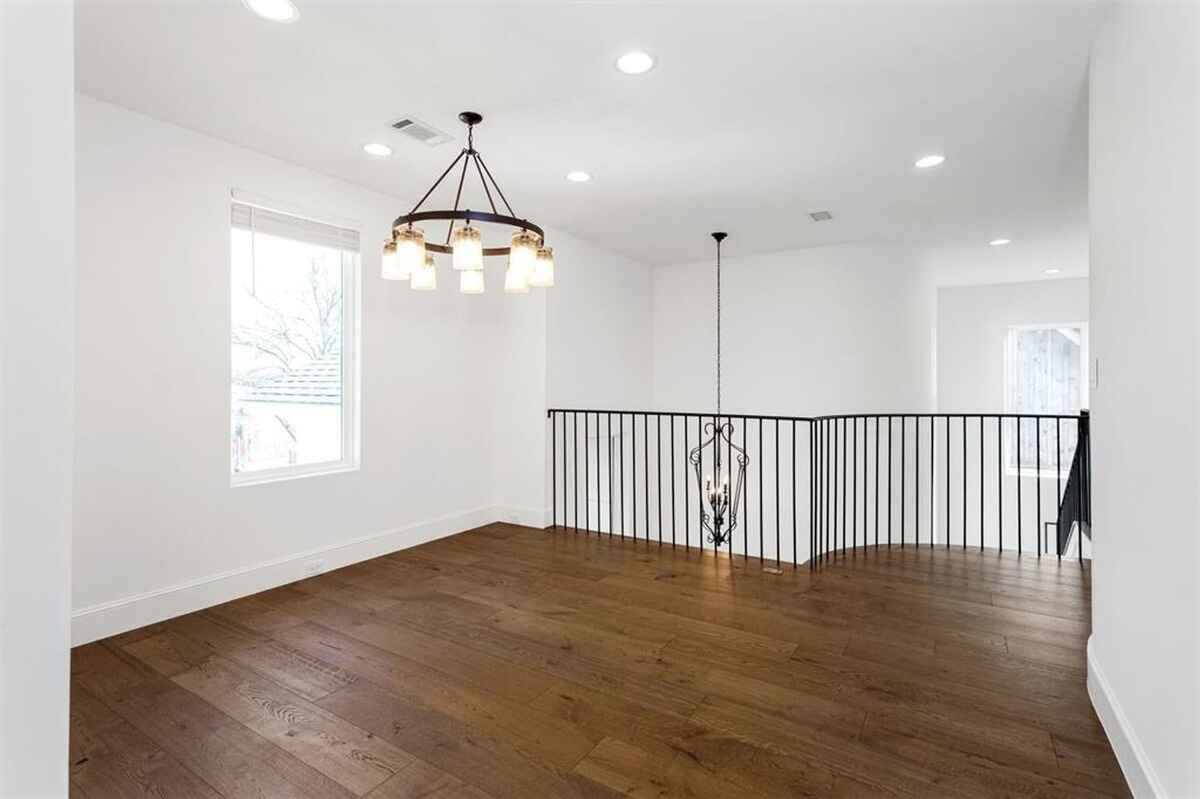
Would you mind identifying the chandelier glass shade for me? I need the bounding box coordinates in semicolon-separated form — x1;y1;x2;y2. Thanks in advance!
411;253;437;291
509;230;539;278
686;232;747;549
394;226;426;277
451;224;483;271
385;111;554;295
459;269;485;294
529;246;555;287
380;240;408;281
504;264;530;293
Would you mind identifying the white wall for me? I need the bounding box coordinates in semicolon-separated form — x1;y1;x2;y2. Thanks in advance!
548;235;653;410
636;243;935;564
654;243;934;416
1088;4;1199;795
937;279;1089;552
1;1;75;795
492;228;654;529
72;96;653;644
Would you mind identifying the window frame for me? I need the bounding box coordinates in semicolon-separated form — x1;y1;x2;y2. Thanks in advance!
1001;321;1089;479
228;197;362;487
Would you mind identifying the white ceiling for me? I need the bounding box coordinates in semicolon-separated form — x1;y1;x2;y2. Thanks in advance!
76;0;1108;277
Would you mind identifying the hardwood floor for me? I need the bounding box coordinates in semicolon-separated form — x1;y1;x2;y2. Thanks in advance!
70;523;1129;798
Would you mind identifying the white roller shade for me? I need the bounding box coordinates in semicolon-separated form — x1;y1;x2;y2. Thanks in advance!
232;201;359;252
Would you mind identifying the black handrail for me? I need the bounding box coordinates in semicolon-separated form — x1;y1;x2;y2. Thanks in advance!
547;409;1091;569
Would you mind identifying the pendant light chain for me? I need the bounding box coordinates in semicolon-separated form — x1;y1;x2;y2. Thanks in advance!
712;231;727;421
716;236;722;420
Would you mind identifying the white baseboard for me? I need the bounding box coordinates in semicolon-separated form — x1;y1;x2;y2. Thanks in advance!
492;504;552;530
71;505;504;646
1087;635;1164;797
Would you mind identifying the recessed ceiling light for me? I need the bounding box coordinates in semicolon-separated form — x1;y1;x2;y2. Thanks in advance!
616;51;655;75
989;238;1012;246
566;170;591;183
1044;268;1062;275
241;0;299;23
363;142;393;157
914;154;946;169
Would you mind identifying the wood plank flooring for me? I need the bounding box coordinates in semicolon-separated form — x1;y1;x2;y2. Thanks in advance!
70;523;1129;798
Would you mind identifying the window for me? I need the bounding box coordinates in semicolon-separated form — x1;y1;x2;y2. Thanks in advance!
1004;324;1087;474
230;201;359;483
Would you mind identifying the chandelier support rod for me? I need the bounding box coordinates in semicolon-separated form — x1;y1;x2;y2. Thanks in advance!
446;151;472;244
472;153;499;215
712;232;728;420
475;153;518;220
408;149;467;217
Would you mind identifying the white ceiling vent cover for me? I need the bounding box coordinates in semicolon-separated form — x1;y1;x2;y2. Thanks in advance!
809;210;833;222
390;117;453;147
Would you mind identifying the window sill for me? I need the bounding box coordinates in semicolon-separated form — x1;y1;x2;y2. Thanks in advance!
231;461;359;488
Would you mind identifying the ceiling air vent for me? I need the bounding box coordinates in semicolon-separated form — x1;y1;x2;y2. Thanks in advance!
809;211;833;222
390;117;453;147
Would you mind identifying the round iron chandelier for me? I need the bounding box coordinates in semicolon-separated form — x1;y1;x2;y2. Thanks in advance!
381;111;554;294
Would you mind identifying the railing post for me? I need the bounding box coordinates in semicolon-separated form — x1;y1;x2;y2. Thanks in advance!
1079;409;1089;563
551;411;557;529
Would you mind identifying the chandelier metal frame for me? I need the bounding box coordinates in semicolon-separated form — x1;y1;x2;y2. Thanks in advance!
687;232;749;550
390;111;544;254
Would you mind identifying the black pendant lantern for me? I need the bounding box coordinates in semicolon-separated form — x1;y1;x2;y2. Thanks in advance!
687;232;748;549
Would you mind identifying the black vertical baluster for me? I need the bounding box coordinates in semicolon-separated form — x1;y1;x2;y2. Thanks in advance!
907;417;916;547
810;422;815;567
840;418;846;555
631;414;637;541
597;413;602;535
683;418;689;546
670;416;676;548
759;418;764;564
998;417;1003;551
841;419;847;554
832;419;838;555
825;420;830;560
852;418;857;552
1056;418;1062;559
573;412;579;531
698;416;705;553
657;415;663;546
776;419;781;568
1036;417;1042;558
727;418;733;557
608;414;613;536
962;415;967;549
792;419;797;567
743;419;749;560
979;416;984;552
820;420;826;562
562;414;568;531
1080;412;1089;563
832;419;838;556
929;415;934;548
1016;417;1023;555
817;421;823;562
552;413;557;529
874;416;880;548
620;414;625;537
901;416;906;548
645;415;651;544
584;414;590;533
887;416;893;548
945;415;950;549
